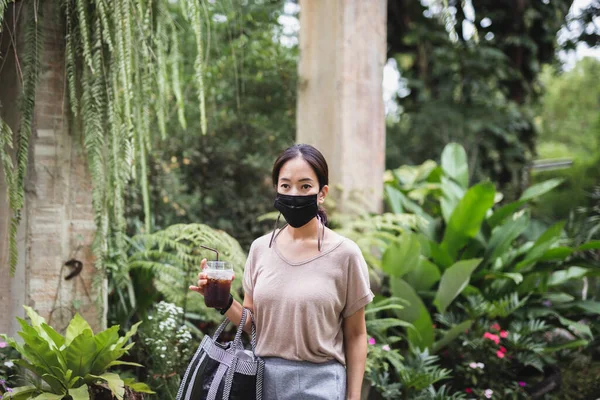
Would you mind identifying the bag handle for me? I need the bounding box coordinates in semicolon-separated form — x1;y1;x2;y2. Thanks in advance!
211;307;258;353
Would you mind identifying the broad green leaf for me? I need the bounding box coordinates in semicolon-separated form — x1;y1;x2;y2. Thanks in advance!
515;221;566;272
381;233;421;278
488;179;563;227
520;179;564;202
543;293;575;303
543;339;589;353
404;257;441;291
69;384;90;400
484;213;529;267
17;331;64;391
389;278;434;349
407;306;434;350
4;385;38;400
64;330;97;378
31;393;65;400
490;272;524;284
556;315;592;339
434;259;482;314
432;320;473;353
440;176;465;223
88;373;125;400
540;247;574;261
441;182;496;259
123;380;155;394
23;306;58;349
441;143;468;188
65;314;93;346
429;241;453;269
573;301;600;314
578;240;600;251
89;326;120;375
385;185;404;214
106;360;144;368
41;323;66;350
390;278;424;322
548;267;588;286
366;318;415;332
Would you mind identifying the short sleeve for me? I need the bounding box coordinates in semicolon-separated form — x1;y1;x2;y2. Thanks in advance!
342;243;374;318
242;242;256;297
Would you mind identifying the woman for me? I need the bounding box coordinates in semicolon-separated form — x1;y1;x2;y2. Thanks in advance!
190;144;374;400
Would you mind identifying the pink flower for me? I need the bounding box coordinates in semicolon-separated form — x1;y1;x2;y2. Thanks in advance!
382;345;390;351
483;332;500;344
518;381;526;387
465;388;473;394
500;330;508;338
496;350;505;359
0;342;6;349
499;346;507;353
368;337;376;345
491;323;501;331
484;389;493;398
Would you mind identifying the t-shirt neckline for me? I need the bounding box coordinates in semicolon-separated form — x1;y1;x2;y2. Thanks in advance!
271;226;345;266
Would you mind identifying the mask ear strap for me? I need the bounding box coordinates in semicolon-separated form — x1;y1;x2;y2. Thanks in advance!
269;213;282;248
317;215;325;252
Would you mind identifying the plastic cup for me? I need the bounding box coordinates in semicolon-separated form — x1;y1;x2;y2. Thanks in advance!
204;261;234;308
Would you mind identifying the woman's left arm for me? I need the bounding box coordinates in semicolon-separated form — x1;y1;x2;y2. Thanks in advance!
343;307;368;400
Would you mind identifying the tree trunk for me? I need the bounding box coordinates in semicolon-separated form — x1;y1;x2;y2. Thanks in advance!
296;0;387;214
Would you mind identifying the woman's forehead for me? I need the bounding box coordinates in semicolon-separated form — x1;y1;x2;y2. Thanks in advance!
279;157;317;180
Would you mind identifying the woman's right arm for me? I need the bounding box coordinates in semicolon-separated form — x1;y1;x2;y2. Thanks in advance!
189;258;254;334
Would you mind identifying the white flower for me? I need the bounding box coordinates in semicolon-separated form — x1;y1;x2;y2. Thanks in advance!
160;354;166;358
148;316;153;320
161;346;167;351
484;389;493;398
4;361;14;368
477;362;485;369
469;362;478;369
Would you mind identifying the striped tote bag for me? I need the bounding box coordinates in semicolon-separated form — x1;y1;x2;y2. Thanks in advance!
176;308;264;400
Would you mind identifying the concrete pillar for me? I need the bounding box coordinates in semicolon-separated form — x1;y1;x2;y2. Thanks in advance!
0;2;103;336
297;0;387;213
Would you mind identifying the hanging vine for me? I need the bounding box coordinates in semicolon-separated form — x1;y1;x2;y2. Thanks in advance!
0;0;208;277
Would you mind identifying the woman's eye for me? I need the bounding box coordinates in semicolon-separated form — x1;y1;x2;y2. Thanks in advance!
280;184;289;189
302;184;312;190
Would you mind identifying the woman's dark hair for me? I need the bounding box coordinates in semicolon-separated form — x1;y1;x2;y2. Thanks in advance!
272;144;329;225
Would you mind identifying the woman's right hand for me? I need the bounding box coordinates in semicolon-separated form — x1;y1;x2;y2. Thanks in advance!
189;258;208;296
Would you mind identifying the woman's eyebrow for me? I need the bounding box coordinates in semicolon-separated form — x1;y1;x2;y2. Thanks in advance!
279;177;314;182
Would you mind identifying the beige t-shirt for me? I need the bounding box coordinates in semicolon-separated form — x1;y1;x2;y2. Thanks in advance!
242;231;374;365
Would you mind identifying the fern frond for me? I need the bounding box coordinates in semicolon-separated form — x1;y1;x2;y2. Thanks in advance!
75;0;94;72
170;24;186;129
189;0;207;135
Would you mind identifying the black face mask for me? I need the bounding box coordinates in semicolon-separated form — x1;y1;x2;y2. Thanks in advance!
274;193;319;228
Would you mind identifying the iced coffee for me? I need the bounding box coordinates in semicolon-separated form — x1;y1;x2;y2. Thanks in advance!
204;261;234;308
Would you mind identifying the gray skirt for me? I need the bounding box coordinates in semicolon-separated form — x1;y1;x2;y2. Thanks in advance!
262;357;346;400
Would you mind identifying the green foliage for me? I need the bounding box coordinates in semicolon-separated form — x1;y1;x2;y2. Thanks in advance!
347;143;599;354
0;0;209;284
0;0;43;275
386;0;572;194
128;1;296;250
136;302;195;400
109;223;247;329
1;306;152;400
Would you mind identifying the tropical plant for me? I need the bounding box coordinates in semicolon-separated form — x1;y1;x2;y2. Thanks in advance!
346;143;600;353
109;223;247;330
1;306;152;400
436;316;576;399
